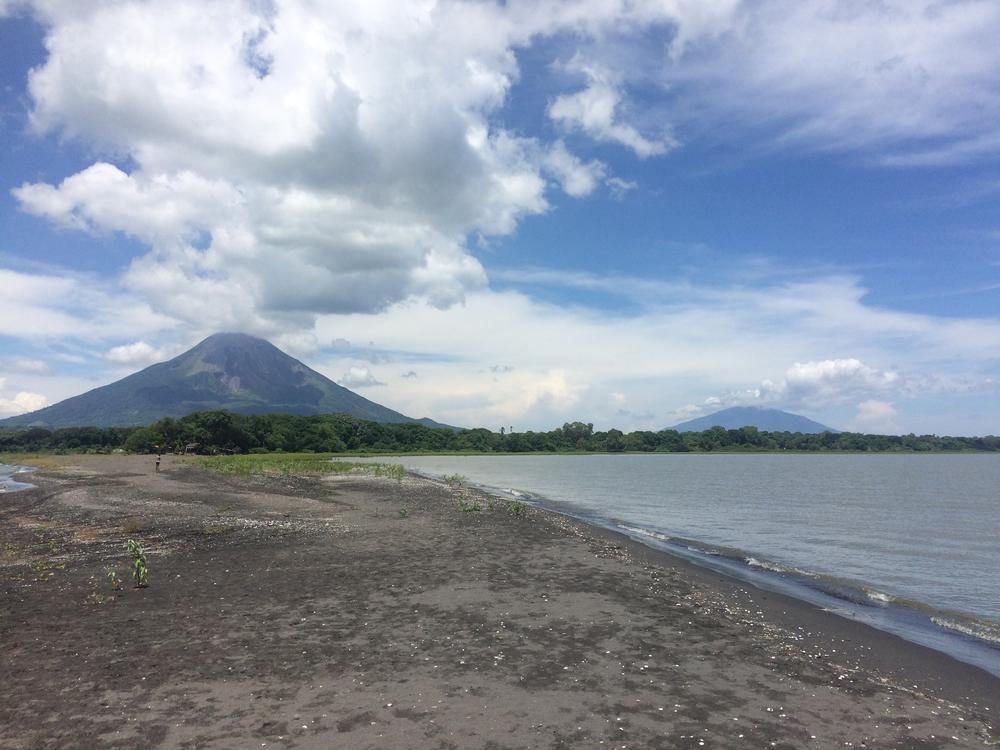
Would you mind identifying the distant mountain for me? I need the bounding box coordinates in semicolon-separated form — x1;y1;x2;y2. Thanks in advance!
0;333;450;429
671;406;838;434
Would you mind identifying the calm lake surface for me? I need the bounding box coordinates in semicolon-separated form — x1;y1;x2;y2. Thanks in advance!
373;454;1000;675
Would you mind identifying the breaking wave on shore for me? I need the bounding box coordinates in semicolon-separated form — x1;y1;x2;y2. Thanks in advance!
616;522;1000;652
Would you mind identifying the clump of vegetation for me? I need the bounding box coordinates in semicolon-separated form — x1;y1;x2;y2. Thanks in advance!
507;500;526;516
398;508;409;519
442;473;466;487
457;498;481;512
33;560;65;581
194;453;406;480
126;539;149;588
106;568;121;590
370;463;406;481
195;453;350;476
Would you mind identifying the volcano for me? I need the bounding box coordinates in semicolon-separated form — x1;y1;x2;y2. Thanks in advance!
0;333;447;429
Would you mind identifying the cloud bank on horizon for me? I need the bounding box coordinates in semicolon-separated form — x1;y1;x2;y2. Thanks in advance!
1;0;999;434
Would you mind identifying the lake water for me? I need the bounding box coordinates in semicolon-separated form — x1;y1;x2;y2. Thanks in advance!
371;454;1000;676
0;463;35;493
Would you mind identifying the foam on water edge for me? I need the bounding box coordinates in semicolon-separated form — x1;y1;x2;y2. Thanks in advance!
932;617;1000;646
609;521;1000;677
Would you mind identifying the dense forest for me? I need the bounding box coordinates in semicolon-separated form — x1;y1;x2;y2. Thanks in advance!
1;410;998;455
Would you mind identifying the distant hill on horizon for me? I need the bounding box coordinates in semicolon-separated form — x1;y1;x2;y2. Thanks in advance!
671;406;838;434
0;333;449;429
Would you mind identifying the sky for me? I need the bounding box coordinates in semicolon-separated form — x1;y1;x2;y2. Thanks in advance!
1;0;999;436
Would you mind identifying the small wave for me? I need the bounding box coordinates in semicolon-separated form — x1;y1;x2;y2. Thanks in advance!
931;617;1000;646
746;556;788;573
864;589;894;605
744;556;816;579
618;525;673;543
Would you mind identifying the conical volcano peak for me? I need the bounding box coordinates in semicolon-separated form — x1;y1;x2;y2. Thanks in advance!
195;331;273;347
0;333;447;429
187;332;281;357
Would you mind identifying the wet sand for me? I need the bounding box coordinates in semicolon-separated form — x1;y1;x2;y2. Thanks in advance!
0;455;996;749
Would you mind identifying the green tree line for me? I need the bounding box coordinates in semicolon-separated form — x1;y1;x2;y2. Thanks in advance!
2;412;998;455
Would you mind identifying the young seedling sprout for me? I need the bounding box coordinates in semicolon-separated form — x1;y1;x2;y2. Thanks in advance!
126;539;149;588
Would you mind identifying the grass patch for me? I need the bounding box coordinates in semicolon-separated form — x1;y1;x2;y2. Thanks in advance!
191;453;406;480
506;500;526;516
0;453;68;470
442;473;466;487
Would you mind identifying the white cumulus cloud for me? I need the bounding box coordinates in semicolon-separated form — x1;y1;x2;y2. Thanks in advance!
0;376;48;416
542;141;606;198
338;366;385;389
674;358;903;420
549;63;675;158
104;341;173;367
0;268;177;341
780;359;900;404
9;0;1000;344
852;400;900;434
18;0;673;329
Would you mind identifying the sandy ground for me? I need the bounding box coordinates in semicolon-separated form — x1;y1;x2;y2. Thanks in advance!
0;454;996;749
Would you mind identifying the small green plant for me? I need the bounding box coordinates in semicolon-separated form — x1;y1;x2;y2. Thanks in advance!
126;539;149;588
506;500;526;516
457;499;481;512
398;508;409;519
106;568;121;590
442;473;466;488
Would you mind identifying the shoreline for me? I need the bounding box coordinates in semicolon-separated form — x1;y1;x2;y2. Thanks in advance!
490;485;1000;680
1;454;996;747
370;456;1000;680
439;477;1000;710
575;510;1000;709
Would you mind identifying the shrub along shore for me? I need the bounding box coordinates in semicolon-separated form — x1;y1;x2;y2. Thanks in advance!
2;409;998;455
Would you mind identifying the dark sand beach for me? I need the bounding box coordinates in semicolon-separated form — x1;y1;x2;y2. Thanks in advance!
0;455;996;749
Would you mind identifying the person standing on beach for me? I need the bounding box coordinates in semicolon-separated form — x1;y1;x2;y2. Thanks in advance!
155;453;161;473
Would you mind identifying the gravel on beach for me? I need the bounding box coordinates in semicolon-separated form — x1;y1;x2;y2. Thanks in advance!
0;454;995;749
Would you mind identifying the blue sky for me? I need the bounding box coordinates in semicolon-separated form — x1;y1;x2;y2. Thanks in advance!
1;1;999;435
